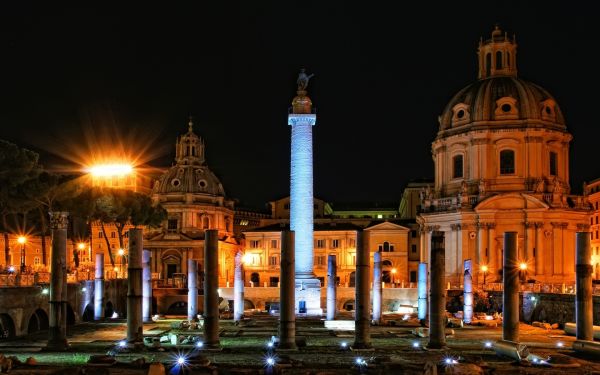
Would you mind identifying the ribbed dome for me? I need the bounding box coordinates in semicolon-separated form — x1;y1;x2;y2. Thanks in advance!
153;164;225;196
439;76;566;134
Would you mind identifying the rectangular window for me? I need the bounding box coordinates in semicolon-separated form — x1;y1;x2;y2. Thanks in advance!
331;239;340;249
500;149;515;174
270;240;278;249
34;257;40;265
549;151;558;176
411;244;417;253
411;230;417;238
453;154;463;178
250;240;260;249
98;231;103;238
111;232;116;238
314;255;326;266
284;203;290;210
596;216;598;225
349;238;356;248
269;256;278;266
350;255;356;266
410;271;417;283
167;219;178;231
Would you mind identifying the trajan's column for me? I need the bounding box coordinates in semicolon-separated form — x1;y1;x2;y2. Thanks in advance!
288;69;322;316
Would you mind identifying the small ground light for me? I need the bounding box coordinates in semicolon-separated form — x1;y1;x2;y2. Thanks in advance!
111;312;118;319
196;341;204;348
118;340;126;347
177;356;186;365
8;266;15;273
556;341;564;348
484;341;493;348
355;357;366;366
41;288;49;295
340;341;348;348
265;357;275;366
444;357;458;365
412;341;420;348
81;287;87;292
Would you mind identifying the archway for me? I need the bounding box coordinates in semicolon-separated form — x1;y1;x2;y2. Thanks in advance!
0;314;16;339
82;304;94;322
105;301;114;318
66;303;76;325
342;300;354;311
382;260;393;283
27;313;40;334
35;309;49;330
244;299;255;310
250;272;260;285
167;301;187;315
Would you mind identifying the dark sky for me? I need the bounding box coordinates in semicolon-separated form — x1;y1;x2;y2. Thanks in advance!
1;2;599;209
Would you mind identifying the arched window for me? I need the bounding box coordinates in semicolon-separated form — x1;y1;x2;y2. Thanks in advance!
485;53;491;76
202;216;210;229
250;272;260;284
500;150;515;175
549;151;558;176
496;51;503;69
453;154;463;179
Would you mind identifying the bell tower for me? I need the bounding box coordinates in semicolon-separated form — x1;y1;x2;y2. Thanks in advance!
478;25;518;79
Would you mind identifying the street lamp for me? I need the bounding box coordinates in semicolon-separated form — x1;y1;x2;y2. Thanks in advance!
17;236;27;273
118;248;125;278
480;264;488;288
391;268;397;285
519;262;528;282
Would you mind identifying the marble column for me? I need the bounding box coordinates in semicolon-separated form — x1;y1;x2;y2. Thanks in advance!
188;259;198;320
353;230;371;349
234;251;244;322
576;232;593;340
94;252;104;321
503;232;519;342
203;229;220;348
428;231;446;349
417;262;427;320
47;211;69;351
372;251;382;324
463;260;473;324
127;228;143;345
279;230;297;349
142;250;152;322
326;254;337;321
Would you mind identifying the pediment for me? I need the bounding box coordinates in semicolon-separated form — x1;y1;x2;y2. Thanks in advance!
365;221;410;232
475;193;548;211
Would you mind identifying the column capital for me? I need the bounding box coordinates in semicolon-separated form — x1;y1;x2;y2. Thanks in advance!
576;223;591;232
450;223;461;231
48;211;69;230
551;222;568;228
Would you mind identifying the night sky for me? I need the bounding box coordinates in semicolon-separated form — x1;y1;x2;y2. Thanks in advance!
1;2;599;209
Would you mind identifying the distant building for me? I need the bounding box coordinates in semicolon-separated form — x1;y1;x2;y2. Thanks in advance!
584;179;600;280
399;180;434;219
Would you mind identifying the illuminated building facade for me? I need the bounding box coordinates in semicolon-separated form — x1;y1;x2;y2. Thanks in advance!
417;26;590;286
584;179;600;279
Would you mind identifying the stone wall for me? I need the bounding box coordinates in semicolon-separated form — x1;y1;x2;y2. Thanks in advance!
522;291;600;327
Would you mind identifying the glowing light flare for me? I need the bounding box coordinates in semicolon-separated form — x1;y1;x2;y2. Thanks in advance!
412;341;420;348
519;262;528;270
77;243;86;250
88;163;133;177
480;265;488;273
17;236;27;245
241;254;252;265
118;248;125;256
391;268;397;274
118;340;126;347
8;266;15;273
41;288;49;295
340;341;348;348
196;341;204;348
177;356;186;365
484;341;493;348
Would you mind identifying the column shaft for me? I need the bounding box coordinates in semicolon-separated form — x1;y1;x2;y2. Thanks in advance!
417;262;427;320
326;254;337;321
576;232;593;340
428;231;446;349
234;251;244;322
503;232;519;342
127;228;143;344
279;231;297;349
353;231;371;349
188;259;198;320
142;250;152;322
372;251;382;323
203;230;220;348
94;252;104;321
47;212;69;351
463;260;473;324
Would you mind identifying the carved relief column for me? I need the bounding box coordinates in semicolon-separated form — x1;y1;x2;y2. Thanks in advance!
535;223;544;276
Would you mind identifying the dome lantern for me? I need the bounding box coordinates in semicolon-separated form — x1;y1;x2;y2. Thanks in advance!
175;117;205;166
478;25;517;79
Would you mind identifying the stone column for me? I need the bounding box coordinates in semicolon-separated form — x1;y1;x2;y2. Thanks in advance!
353;230;371;349
503;232;519;342
188;259;198;320
576;232;593;340
463;260;473;324
94;252;104;321
424;228;433;265
372;251;382;324
417;262;427;320
127;228;143;345
535;223;544;276
203;229;220;348
279;230;297;349
428;231;446;349
234;251;244;322
142;250;152;322
47;211;69;351
326;254;337;321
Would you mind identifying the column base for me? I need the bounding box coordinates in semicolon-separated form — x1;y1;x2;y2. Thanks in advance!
295;278;322;316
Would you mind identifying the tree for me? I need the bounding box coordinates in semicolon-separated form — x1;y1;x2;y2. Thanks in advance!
0;140;41;265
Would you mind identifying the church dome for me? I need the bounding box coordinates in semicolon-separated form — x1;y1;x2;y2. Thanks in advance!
152;119;226;197
438;26;566;135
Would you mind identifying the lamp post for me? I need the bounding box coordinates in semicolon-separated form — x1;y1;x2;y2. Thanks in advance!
519;262;528;283
391;268;397;286
480;264;488;289
18;236;27;273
